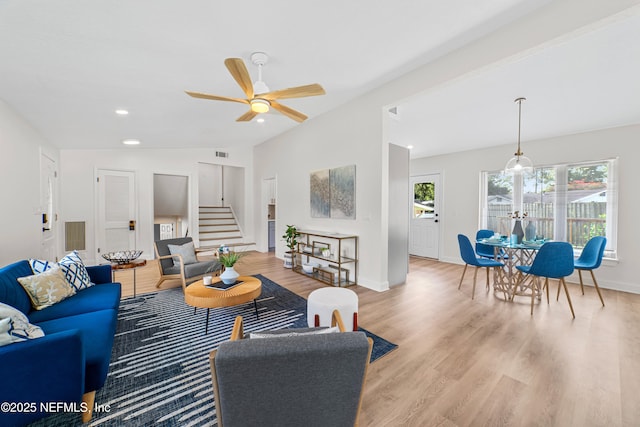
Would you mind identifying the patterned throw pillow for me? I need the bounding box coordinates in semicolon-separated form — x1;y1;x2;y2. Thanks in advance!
17;266;76;310
0;302;45;346
29;250;94;291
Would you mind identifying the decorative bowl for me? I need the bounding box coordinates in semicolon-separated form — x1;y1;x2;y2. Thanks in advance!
301;262;318;274
102;250;143;265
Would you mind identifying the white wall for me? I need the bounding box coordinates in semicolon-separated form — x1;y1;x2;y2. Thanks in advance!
411;125;639;293
253;100;390;291
0;100;59;265
59;147;253;265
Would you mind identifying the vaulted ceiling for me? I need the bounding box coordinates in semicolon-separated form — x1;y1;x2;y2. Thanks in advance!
1;1;639;158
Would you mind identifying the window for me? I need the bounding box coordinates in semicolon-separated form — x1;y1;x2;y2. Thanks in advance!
481;159;617;258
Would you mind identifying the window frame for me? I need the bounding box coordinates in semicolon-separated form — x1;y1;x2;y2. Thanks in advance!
480;158;618;259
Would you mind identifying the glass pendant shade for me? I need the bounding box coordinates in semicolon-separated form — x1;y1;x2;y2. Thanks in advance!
505;153;534;174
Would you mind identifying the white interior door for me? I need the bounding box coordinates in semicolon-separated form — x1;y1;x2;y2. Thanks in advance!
410;174;440;258
97;169;136;258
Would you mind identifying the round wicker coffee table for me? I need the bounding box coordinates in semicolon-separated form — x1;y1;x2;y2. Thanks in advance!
184;276;262;334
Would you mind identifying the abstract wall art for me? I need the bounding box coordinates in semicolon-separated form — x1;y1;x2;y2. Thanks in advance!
310;165;356;219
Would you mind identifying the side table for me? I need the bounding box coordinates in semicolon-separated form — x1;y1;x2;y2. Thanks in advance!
111;259;147;297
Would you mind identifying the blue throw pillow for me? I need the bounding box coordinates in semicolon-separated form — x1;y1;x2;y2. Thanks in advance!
29;251;94;292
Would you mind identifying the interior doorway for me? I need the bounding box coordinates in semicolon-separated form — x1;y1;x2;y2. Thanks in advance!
409;173;440;258
263;177;277;252
153;174;189;241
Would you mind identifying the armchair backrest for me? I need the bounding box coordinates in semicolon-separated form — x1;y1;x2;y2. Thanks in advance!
210;331;372;427
154;237;193;272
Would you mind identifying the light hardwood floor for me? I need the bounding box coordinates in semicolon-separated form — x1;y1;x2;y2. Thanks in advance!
117;252;640;426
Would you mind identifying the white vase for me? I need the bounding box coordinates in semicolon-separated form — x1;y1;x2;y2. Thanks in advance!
283;251;294;269
220;266;239;284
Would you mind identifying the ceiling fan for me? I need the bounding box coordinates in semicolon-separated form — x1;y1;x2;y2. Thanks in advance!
185;52;325;123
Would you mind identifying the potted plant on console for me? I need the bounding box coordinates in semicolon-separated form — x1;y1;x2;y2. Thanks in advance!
282;224;300;269
218;251;245;284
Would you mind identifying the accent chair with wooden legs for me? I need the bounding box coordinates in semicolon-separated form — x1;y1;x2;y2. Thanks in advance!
154;237;222;290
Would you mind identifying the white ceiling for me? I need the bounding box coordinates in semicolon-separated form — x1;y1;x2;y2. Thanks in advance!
1;1;639;157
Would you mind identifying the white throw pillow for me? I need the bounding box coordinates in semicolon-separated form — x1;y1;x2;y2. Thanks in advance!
0;302;45;346
168;241;197;266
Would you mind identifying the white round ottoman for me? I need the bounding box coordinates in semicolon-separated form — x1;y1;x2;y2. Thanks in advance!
307;287;358;331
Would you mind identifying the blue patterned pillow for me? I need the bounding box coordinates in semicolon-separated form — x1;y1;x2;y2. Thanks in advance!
29;251;94;292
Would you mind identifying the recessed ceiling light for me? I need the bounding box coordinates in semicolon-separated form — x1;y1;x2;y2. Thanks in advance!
115;109;129;115
407;145;414;149
122;139;140;145
257;118;265;123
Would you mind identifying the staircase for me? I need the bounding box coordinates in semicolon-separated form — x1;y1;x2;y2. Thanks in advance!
198;206;253;251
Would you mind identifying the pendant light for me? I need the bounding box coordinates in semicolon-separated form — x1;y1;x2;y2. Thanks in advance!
504;97;533;174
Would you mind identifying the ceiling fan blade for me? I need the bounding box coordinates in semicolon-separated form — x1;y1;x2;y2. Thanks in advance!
224;58;254;99
260;83;325;100
236;110;258;122
271;101;307;123
185;91;248;104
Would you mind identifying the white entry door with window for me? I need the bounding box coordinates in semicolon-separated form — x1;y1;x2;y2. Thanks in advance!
410;174;440;258
97;169;136;259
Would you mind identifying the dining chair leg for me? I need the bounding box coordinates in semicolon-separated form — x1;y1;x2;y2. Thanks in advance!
556;279;562;302
560;278;575;318
458;264;469;289
578;269;585;295
544;277;550;304
458;264;468;290
590;270;605;307
471;266;479;299
530;276;538;316
485;267;490;291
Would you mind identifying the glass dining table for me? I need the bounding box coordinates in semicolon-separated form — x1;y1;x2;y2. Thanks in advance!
477;237;546;301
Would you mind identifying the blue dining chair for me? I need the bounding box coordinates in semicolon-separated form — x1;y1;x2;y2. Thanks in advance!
475;229;508;260
574;236;607;306
457;234;504;299
475;229;496;259
513;242;575;318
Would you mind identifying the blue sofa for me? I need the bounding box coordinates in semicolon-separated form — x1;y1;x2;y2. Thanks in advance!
0;260;121;426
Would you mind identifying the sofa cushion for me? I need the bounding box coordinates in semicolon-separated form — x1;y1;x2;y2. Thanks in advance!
30;251;94;292
37;308;118;392
0;302;44;346
28;282;121;324
17;266;76;310
0;260;34;315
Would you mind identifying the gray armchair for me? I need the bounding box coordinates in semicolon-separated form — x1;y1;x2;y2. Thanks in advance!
209;312;373;427
154;237;222;290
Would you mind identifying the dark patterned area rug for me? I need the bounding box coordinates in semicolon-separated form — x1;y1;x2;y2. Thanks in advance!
30;275;397;426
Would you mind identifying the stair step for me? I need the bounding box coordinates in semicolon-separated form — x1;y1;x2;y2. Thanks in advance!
200;229;240;234
200;235;243;242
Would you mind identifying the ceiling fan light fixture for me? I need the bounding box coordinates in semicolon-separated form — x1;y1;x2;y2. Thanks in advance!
250;98;270;113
